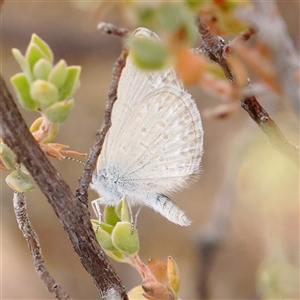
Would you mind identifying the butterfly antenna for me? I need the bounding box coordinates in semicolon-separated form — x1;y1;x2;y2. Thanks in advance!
64;156;86;165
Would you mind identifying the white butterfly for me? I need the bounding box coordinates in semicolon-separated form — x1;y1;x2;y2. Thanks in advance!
91;27;204;226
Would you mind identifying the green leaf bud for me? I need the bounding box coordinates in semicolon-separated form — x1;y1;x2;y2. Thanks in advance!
104;205;122;226
26;44;50;71
5;170;35;192
10;73;37;110
92;220;116;252
99;223;114;235
33;58;53;80
58;66;81;101
106;251;129;263
120;198;131;223
112;222;139;255
30;79;59;110
130;37;169;70
11;48;33;82
26;34;53;69
45;98;74;124
48;59;68;89
0;142;17;170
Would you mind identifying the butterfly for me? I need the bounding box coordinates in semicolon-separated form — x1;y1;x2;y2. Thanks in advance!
91;27;203;226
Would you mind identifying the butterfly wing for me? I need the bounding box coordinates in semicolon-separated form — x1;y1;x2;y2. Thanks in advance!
99;32;203;194
101;28;183;165
95;28;203;225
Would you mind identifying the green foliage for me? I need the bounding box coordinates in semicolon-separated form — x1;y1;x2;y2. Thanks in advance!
5;170;35;192
112;222;139;255
0;142;17;170
30;80;59;110
10;73;37;110
157;2;197;46
10;33;81;124
0;139;35;192
57;66;81;101
5;34;83;193
48;59;68;88
104;205;122;226
130;37;169;70
92;198;139;263
33;59;52;80
45;99;75;124
28;34;53;63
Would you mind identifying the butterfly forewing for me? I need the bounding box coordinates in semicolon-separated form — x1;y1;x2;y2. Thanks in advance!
93;27;204;226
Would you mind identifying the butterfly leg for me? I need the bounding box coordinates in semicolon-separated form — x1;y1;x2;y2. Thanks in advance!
91;198;103;223
134;206;142;228
123;197;136;233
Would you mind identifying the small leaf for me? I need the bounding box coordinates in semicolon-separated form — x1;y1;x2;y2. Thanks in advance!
26;44;50;71
30;79;59;110
0;142;17;170
167;256;180;294
30;117;59;143
29;117;43;133
142;282;171;300
128;286;147;300
58;66;81;101
11;48;32;82
45;98;74;124
20;164;30;175
10;73;37;110
112;222;139;255
5;170;35;192
100;223;114;235
106;251;130;263
30;34;53;62
104;205;121;226
148;258;168;285
130;37;169;70
92;220;116;251
48;59;68;88
120;198;131;223
33;58;53;80
115;200;123;219
158;2;197;46
175;48;206;84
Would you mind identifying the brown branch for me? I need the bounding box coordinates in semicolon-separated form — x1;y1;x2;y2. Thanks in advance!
13;192;73;300
76;47;128;206
241;95;299;167
237;1;299;113
232;26;257;43
196;16;234;82
97;22;129;37
0;74;128;300
195;15;299;299
196;16;299;166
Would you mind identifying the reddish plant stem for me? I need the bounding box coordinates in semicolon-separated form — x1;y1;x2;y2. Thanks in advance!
131;256;157;283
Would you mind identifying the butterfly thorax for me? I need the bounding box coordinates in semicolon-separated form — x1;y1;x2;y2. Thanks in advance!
91;165;138;205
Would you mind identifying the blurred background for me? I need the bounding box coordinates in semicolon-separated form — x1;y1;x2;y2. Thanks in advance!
1;1;299;299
